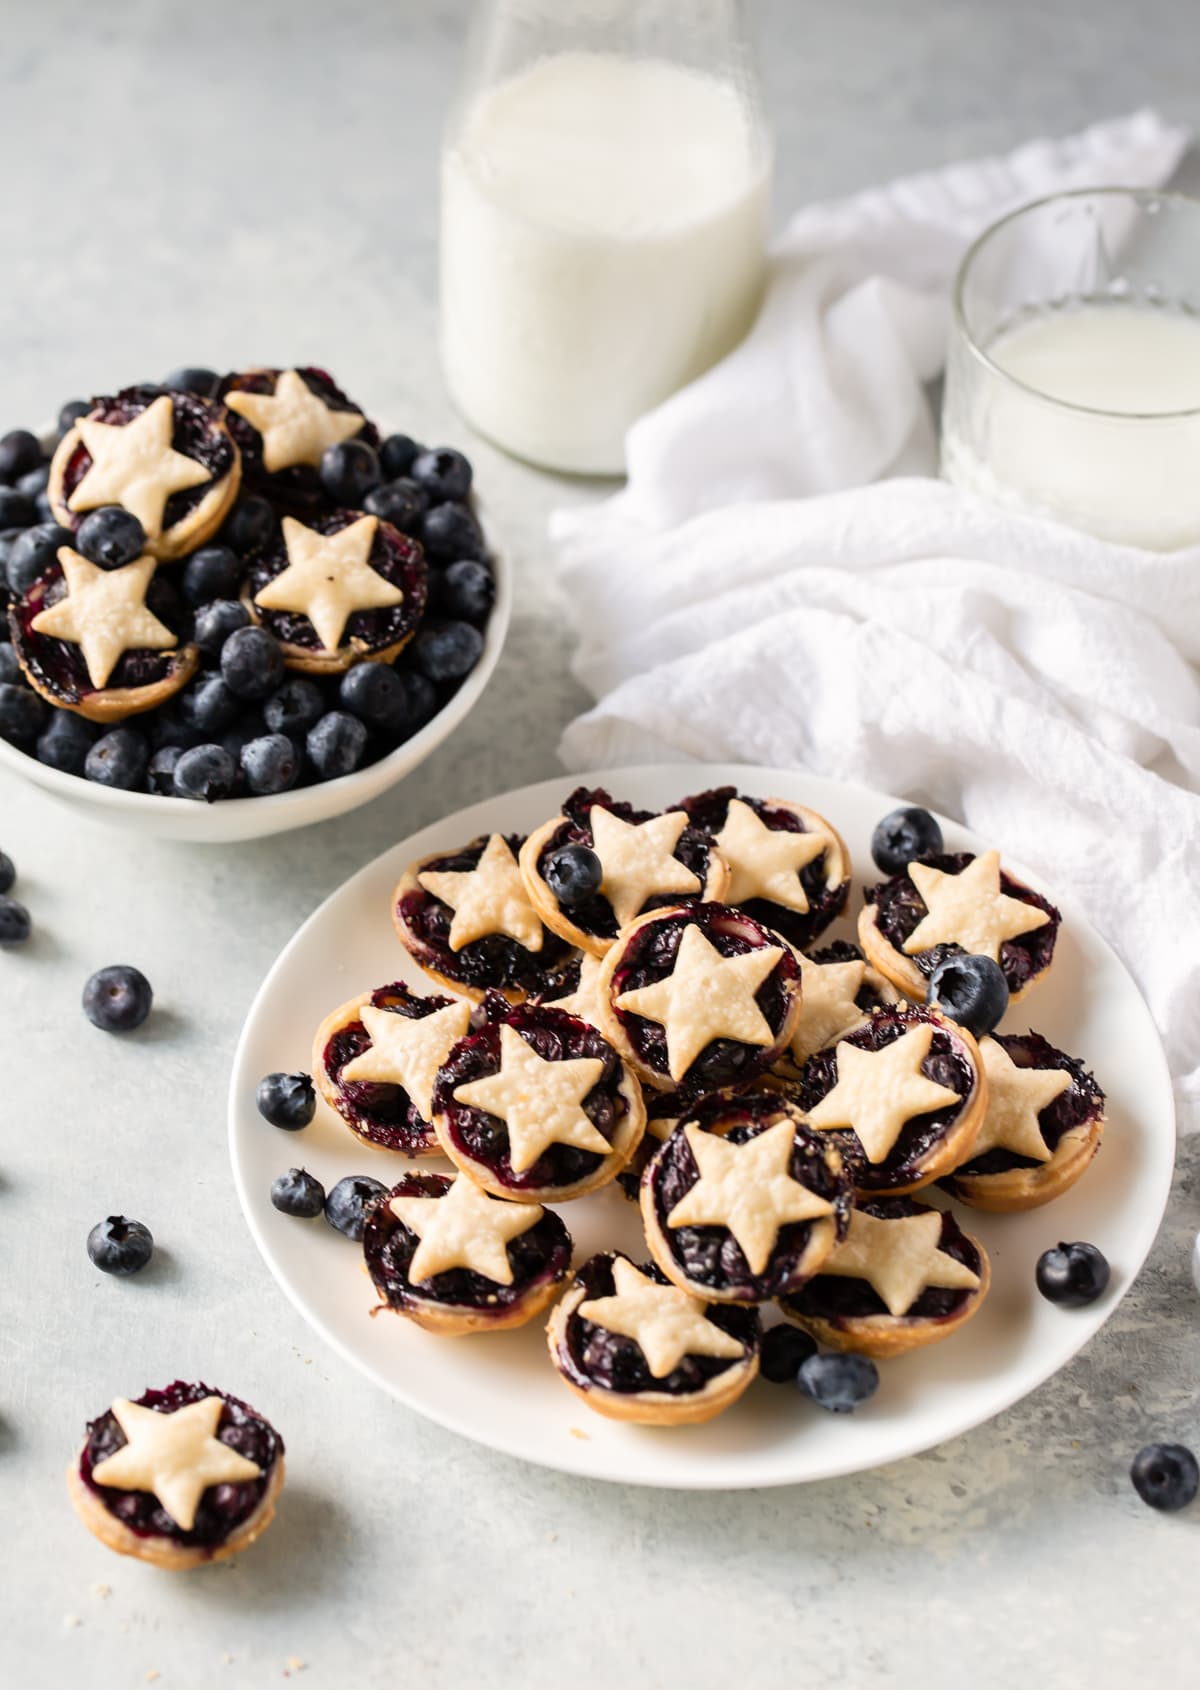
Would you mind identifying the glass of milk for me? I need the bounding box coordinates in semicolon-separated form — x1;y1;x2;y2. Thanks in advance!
439;0;772;476
942;188;1200;551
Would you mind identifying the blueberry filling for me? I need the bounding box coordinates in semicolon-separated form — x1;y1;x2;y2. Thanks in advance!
556;1253;758;1397
59;388;235;533
947;1032;1104;1177
363;1171;571;1313
867;852;1060;994
219;367;379;510
680;785;849;948
534;785;715;939
781;1198;982;1326
323;982;460;1153
79;1381;281;1550
9;561;190;703
433;1004;630;1192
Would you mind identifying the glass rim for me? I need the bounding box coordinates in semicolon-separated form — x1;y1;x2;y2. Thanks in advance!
952;184;1200;422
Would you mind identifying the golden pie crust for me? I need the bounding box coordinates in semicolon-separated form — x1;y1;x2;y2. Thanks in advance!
66;1451;284;1571
781;1237;991;1359
376;1259;568;1338
18;642;199;723
241;589;416;677
942;1113;1105;1213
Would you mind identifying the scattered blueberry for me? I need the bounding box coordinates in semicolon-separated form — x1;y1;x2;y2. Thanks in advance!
76;506;146;569
410;446;472;505
0;849;13;893
324;1174;387;1240
544;844;602;909
270;1167;326;1219
221;495;277;557
181;543;242;607
17;464;50;499
5;522;72;594
36;709;99;776
363;477;427;533
147;743;184;795
759;1324;818;1384
240;732;300;795
87;1215;154;1276
84;727;149;790
0;487;36;529
379;433;423;479
411;618;484;684
797;1351;879;1413
163;366;220;398
57;399;91;438
1035;1241;1110;1307
83;964;153;1032
1130;1443;1199;1512
193;599;250;664
0;894;31;945
263;675;325;737
420;500;484;562
319;439;381;506
221;624;285;701
0;681;47;752
871;805;944;876
306;710;367;780
179;674;241;736
437;558;494;625
172;742;236;802
0;647;20;686
338;661;411;732
928;952;1009;1039
0;429;43;485
256;1071;316;1130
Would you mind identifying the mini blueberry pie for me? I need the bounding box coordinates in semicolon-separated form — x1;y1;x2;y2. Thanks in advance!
221;366;379;513
789;1004;986;1196
940;1032;1105;1212
10;549;197;721
679;786;851;950
779;1197;989;1358
860;849;1060;1003
48;387;241;560
363;1170;572;1335
68;1381;284;1570
596;901;802;1093
777;940;900;1072
313;981;472;1155
393;832;576;1003
432;1002;645;1202
538;949;609;1029
520;786;728;955
640;1093;851;1304
546;1251;760;1425
244;511;427;674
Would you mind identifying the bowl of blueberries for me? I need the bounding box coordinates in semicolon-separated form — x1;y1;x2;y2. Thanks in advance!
0;363;509;842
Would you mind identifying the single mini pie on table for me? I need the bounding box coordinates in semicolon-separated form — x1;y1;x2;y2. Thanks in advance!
220;365;379;513
546;1251;760;1425
243;511;427;674
68;1381;284;1570
640;1093;851;1304
678;786;851;950
939;1032;1105;1212
393;831;576;1003
363;1170;573;1335
48;386;241;560
778;1197;990;1358
788;1004;987;1196
520;786;728;956
596;901;802;1093
313;980;473;1155
9;548;197;721
777;939;900;1072
860;849;1060;1003
432;1002;646;1202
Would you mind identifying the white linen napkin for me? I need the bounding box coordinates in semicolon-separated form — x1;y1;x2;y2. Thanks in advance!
550;110;1200;1131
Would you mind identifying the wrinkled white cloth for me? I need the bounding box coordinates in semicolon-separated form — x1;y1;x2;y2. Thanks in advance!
551;110;1200;1131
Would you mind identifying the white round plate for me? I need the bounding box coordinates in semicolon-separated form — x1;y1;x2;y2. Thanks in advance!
229;764;1175;1488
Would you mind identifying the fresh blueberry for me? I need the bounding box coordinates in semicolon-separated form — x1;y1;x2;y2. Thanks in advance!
147;743;184;794
306;710;367;780
181;543;242;607
1035;1241;1110;1307
0;894;31;945
256;1071;316;1130
338;661;411;732
437;558;494;625
410;446;472;505
0;681;46;752
6;522;74;595
163;366;220;398
871;806;944;876
36;709;99;776
240;732;300;795
0;525;26;578
797;1351;879;1413
271;1167;326;1218
0;647;20;686
379;433;422;479
263;675;325;736
76;506;147;568
17;464;50;499
0;487;36;529
172;742;236;802
146;701;205;753
57;399;91;438
324;1174;387;1240
759;1324;818;1384
83;964;153;1032
86;1215;154;1276
363;476;427;533
33;490;54;523
0;850;13;893
319;439;381;506
193;598;250;664
420;500;484;562
544;844;602;909
411;619;484;684
385;667;438;738
1130;1443;1199;1512
221;495;277;557
179;674;241;735
221;624;285;701
928;952;1009;1039
0;429;43;485
85;727;149;790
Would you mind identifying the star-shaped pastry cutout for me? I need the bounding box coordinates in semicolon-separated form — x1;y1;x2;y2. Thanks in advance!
31;550;177;689
588;807;701;928
578;1257;745;1378
714;799;829;914
903;850;1050;962
790;951;868;1061
547;953;607;1028
253;514;401;654
69;394;212;537
616;923;784;1083
388;1174;543;1284
225;368;365;472
819;1206;980;1316
452;1022;609;1173
340;998;471;1121
666;1119;834;1275
90;1397;262;1532
419;834;545;954
972;1038;1072;1162
806;1024;963;1163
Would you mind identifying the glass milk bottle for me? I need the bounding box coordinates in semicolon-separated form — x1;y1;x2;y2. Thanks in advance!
439;0;772;475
